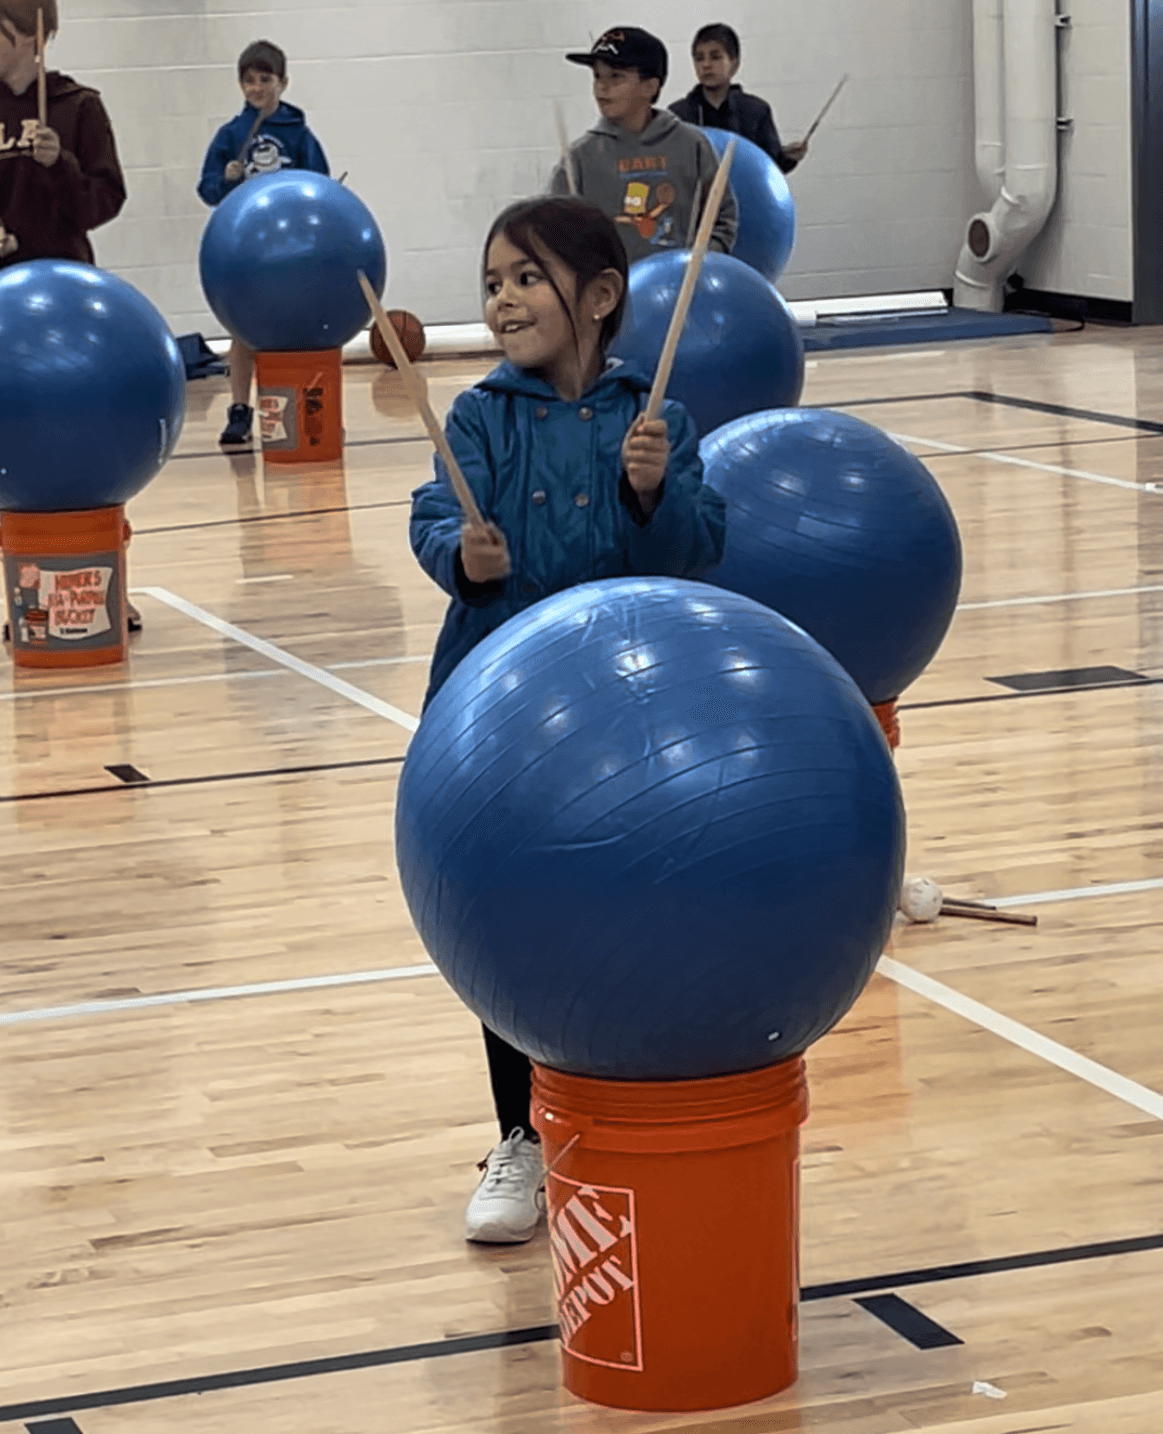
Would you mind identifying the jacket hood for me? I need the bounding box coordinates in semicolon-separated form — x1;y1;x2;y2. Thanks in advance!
477;357;650;400
682;82;743;104
43;72;93;100
233;99;308;128
589;109;683;145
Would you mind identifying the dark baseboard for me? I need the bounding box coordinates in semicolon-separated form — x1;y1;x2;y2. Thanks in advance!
1003;285;1134;327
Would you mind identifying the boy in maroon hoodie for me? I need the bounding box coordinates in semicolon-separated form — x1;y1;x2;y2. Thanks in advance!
0;0;126;268
0;0;138;632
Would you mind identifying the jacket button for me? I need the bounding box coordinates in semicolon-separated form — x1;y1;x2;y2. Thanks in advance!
531;489;547;505
578;407;594;421
574;493;590;508
534;406;548;419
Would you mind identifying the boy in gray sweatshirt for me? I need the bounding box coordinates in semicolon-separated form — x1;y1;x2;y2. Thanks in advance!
550;26;736;265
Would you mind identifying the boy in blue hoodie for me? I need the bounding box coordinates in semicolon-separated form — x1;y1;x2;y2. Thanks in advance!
197;40;329;446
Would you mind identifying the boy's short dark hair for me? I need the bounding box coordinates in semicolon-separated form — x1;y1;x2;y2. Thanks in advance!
238;39;287;80
0;0;58;41
692;23;740;61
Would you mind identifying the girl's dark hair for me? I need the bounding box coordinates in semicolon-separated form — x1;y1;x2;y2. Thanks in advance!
238;39;287;79
482;196;629;354
693;23;741;61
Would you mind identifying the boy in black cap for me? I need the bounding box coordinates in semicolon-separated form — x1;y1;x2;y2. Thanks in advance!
670;23;806;174
551;26;736;264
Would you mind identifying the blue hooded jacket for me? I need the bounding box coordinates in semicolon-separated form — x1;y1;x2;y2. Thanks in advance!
197;101;329;206
411;359;727;706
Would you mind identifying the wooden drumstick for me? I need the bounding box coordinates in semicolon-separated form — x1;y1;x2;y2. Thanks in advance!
356;271;486;529
35;9;47;127
803;73;849;144
939;903;1038;928
554;101;578;195
643;139;736;423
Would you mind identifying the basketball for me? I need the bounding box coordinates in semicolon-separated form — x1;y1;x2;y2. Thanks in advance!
370;309;427;366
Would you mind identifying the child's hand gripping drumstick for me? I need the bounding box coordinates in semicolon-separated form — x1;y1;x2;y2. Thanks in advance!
357;272;510;580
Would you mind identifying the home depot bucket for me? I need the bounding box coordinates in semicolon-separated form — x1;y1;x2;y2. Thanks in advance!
255;348;343;463
531;1057;808;1412
1;506;130;669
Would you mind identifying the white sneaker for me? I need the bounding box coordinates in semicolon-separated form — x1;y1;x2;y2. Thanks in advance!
465;1128;546;1244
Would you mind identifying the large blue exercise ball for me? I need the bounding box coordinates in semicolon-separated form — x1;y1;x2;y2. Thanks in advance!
199;172;388;351
705;129;796;283
702;409;963;705
610;252;804;438
0;261;186;512
396;578;905;1081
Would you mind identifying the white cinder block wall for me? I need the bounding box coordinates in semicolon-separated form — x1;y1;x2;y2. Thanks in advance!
53;0;978;336
1021;0;1134;303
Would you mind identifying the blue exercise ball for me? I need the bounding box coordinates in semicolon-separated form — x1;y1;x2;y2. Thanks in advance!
0;261;186;512
702;409;963;705
705;129;796;283
396;577;905;1082
610;252;804;438
199;172;388;352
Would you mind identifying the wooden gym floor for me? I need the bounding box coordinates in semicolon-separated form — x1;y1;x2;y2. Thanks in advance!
3;325;1163;1434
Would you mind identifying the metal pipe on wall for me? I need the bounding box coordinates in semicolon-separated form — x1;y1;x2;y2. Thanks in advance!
954;0;1060;312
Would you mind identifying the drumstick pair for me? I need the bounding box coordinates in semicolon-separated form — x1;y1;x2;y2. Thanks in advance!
358;140;736;524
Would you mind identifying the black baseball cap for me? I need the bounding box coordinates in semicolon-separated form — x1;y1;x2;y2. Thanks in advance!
566;27;669;84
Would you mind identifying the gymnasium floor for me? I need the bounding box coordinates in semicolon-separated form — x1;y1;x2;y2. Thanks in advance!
3;325;1163;1434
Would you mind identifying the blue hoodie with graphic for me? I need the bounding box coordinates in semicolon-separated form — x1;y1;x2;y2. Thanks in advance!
197;100;328;207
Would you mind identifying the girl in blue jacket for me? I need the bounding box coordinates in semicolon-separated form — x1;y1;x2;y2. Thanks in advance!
409;195;726;1245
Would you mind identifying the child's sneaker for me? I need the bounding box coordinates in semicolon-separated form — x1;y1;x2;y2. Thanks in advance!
465;1128;545;1244
219;402;253;445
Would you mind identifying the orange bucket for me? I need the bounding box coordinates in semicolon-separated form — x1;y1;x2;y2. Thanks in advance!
254;347;343;463
1;506;130;668
532;1057;808;1412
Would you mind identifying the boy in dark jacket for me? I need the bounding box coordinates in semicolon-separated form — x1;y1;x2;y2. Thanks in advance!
0;0;126;268
669;23;806;175
198;40;329;446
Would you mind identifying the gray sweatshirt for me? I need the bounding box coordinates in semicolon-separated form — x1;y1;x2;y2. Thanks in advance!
550;110;737;265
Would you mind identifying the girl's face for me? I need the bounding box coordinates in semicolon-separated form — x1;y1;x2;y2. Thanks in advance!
484;233;580;377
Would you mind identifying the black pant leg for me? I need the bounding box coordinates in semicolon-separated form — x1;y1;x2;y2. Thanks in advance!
482;1025;534;1140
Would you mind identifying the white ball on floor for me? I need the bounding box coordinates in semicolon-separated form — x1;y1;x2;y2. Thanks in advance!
900;875;943;923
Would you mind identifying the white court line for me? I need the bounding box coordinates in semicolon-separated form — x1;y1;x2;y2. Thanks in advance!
959;584;1163;611
890;431;1147;493
0;654;430;704
991;876;1163;909
0;964;439;1027
880;957;1163;1121
134;587;419;734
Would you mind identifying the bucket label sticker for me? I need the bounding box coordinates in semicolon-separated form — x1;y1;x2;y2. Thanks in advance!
546;1173;643;1372
258;388;297;448
10;564;113;641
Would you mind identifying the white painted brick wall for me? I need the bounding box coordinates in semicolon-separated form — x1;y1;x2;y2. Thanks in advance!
1018;0;1134;303
51;0;979;335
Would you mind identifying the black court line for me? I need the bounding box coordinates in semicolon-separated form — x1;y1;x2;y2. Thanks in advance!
966;389;1163;435
104;764;150;785
988;664;1148;693
26;1419;85;1433
0;755;405;805
825;389;1163;435
3;1232;1160;1423
136;497;411;537
854;1293;963;1349
900;675;1162;714
167;432;428;463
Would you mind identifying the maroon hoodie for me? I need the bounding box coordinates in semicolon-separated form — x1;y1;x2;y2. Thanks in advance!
0;71;126;267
